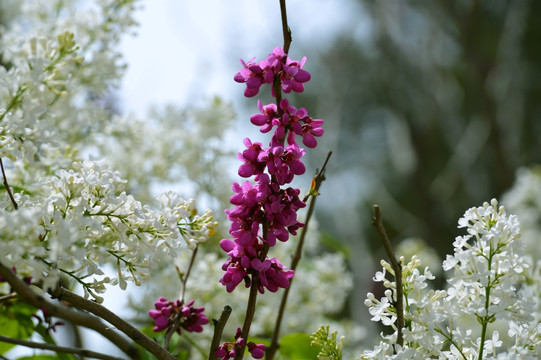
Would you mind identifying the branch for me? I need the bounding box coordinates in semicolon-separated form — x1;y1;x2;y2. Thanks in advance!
48;285;177;360
234;224;270;360
0;157;18;210
0;262;139;359
267;151;331;360
208;305;232;360
0;334;125;360
279;0;292;53
372;205;404;348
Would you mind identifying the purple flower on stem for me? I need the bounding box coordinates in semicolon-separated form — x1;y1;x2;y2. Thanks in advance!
235;47;311;98
237;138;266;178
215;328;266;360
148;297;208;334
281;56;311;93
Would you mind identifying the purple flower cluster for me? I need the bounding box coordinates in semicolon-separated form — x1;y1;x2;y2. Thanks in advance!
234;47;310;97
148;297;209;334
217;46;324;359
220;47;323;296
215;327;265;359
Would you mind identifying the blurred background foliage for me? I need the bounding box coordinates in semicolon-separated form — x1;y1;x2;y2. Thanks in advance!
276;0;541;325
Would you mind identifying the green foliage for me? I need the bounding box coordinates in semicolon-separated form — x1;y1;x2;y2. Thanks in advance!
0;302;36;354
16;356;60;360
279;333;321;359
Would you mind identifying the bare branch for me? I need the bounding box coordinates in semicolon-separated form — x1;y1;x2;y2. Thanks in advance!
208;305;232;360
0;262;139;359
0;334;125;360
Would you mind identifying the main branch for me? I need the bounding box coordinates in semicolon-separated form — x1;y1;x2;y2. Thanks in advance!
0;262;139;358
49;285;177;360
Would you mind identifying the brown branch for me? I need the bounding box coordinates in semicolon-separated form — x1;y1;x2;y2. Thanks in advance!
372;205;404;348
208;305;232;360
234;222;270;360
279;0;292;53
0;262;139;359
267;151;331;360
0;334;125;360
0;158;18;210
48;285;176;360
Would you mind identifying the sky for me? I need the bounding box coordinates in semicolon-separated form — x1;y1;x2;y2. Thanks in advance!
119;0;362;115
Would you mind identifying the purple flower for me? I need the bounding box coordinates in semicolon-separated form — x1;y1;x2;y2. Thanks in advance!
236;47;311;99
237;138;266;178
281;56;311;93
248;342;266;359
148;297;208;334
234;58;265;97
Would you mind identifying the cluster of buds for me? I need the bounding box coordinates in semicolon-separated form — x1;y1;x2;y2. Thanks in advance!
215;327;266;359
148;297;208;334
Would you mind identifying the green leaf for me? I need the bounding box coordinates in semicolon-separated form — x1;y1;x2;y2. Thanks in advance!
16;356;59;360
0;302;36;354
278;333;321;360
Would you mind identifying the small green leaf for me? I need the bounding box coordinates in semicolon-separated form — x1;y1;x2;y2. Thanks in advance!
278;333;321;360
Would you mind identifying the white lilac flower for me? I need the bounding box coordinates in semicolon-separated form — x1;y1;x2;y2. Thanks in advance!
361;199;535;359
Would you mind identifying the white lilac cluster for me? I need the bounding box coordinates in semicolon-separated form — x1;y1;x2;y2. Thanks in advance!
0;0;138;179
359;199;540;359
0;0;218;302
1;160;216;301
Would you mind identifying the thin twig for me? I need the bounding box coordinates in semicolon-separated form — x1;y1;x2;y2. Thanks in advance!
303;151;332;203
181;246;199;302
0;334;125;360
208;305;232;360
372;205;404;348
267;151;331;360
0;262;140;359
48;285;177;360
0;158;18;209
163;246;200;349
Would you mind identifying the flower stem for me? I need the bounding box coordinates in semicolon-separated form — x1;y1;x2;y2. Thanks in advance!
478;245;494;359
372;205;404;349
234;224;269;360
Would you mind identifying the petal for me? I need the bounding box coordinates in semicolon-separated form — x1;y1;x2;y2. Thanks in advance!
302;133;317;148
